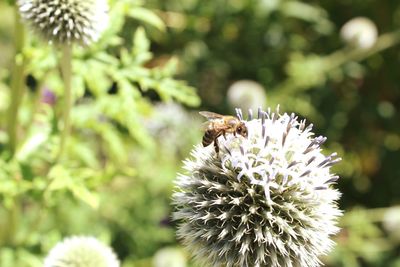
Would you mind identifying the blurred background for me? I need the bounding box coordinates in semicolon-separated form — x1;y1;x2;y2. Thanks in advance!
0;0;400;266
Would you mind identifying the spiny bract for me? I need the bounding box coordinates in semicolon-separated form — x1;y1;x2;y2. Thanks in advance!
44;236;120;267
17;0;109;45
173;107;342;267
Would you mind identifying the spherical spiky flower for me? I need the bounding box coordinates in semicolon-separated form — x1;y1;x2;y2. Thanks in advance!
173;107;342;267
227;80;267;111
44;236;120;267
17;0;109;45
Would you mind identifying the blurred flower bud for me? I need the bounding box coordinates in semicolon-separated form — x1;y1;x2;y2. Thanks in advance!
340;17;378;49
383;206;400;241
41;88;56;106
143;102;202;154
44;236;120;267
17;0;109;45
227;80;266;112
173;107;342;267
153;247;187;267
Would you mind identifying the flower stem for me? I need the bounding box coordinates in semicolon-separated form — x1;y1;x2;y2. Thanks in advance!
4;200;21;245
274;30;400;94
7;7;26;156
57;44;73;161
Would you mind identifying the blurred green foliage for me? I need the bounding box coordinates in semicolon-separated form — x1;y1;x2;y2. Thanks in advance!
0;0;400;266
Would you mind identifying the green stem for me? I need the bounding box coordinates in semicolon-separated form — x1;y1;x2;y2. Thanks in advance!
5;200;20;245
4;6;25;238
7;7;26;156
274;30;400;95
323;30;400;70
57;44;73;161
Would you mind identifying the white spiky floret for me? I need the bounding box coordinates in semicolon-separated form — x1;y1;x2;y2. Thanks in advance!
44;236;120;267
17;0;109;45
173;107;342;267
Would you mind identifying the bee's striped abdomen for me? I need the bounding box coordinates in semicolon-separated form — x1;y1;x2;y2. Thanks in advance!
202;130;215;147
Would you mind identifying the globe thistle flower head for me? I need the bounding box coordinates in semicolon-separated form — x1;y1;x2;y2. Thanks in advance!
17;0;109;45
173;107;342;267
44;236;120;267
340;17;378;50
227;80;267;112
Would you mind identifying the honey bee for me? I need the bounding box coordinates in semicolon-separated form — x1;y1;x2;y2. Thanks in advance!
199;111;248;153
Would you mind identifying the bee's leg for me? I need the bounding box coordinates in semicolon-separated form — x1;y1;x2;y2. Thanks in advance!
214;138;220;154
223;130;227;140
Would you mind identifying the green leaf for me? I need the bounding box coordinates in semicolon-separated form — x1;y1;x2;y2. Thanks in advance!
47;165;99;209
82;60;112;96
131;28;153;64
17;249;42;267
156;80;200;107
117;78;141;98
47;165;72;191
134;27;150;51
72;75;85;99
16;130;49;162
69;138;100;169
159;57;179;77
128;7;166;32
70;184;99;209
96;124;127;164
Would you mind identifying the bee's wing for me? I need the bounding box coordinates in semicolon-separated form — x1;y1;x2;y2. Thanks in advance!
199;111;224;121
201;121;212;130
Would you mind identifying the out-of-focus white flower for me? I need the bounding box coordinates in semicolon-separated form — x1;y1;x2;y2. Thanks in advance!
153;247;187;267
340;17;378;49
173;107;342;267
17;0;109;45
142;102;202;154
383;206;400;241
44;236;120;267
227;80;267;112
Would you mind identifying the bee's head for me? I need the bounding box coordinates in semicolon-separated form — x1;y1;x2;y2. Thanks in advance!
236;122;248;138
